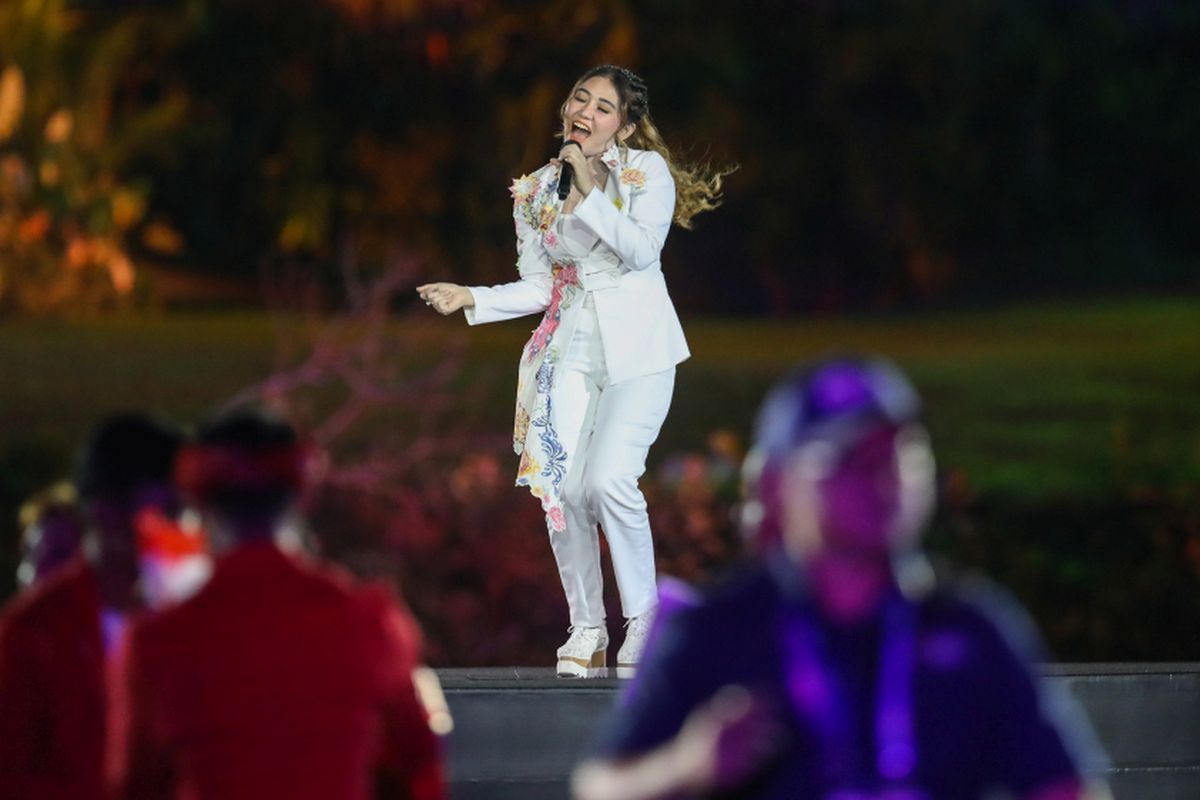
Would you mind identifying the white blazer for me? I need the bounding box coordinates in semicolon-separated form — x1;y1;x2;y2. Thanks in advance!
465;145;690;385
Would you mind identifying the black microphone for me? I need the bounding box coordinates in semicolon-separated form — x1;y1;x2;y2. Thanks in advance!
557;140;581;201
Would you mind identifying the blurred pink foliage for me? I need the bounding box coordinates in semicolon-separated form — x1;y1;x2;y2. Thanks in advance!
232;251;745;664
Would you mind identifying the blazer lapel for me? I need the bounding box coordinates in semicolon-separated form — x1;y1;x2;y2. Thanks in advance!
601;144;633;216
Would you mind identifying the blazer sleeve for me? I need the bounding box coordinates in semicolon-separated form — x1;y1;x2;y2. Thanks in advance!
464;182;554;326
572;150;675;271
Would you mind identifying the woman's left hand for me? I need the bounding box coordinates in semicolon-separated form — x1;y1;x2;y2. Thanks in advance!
558;141;596;196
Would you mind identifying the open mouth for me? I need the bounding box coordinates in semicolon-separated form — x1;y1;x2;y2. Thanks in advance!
569;120;592;141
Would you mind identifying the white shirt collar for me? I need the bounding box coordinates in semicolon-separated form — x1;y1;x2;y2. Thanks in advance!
600;142;622;171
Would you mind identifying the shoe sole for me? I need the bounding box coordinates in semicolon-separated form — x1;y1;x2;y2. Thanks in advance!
557;649;607;679
616;665;636;679
557;663;608;678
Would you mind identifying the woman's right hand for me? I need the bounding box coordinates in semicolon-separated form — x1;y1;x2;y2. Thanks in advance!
416;283;474;315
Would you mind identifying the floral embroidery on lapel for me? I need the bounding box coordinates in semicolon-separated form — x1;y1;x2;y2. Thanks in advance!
536;198;557;232
619;166;647;190
511;165;562;257
509;174;540;204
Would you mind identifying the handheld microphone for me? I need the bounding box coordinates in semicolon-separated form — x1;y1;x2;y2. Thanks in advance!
557;140;582;201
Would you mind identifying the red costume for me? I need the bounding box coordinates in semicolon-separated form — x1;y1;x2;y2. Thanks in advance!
0;559;110;800
119;543;444;800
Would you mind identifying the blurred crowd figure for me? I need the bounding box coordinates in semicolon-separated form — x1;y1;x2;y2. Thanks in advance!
573;356;1111;800
16;481;84;589
0;414;182;799
0;357;1118;800
0;410;446;799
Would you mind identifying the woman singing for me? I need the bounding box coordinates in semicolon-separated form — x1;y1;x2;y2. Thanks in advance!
418;64;727;678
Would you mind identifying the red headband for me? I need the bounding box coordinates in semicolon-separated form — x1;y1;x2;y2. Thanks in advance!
175;442;312;503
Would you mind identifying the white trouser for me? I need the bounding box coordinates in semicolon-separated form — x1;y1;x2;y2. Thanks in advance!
549;295;674;627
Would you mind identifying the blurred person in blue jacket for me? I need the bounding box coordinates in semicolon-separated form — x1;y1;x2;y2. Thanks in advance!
573;356;1110;800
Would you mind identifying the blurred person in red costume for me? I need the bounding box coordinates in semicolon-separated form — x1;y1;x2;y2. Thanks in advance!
0;413;183;800
117;408;445;800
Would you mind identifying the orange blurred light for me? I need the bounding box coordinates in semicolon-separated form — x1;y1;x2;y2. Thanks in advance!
425;32;449;68
44;109;74;144
65;236;91;270
17;210;50;243
0;66;25;142
107;251;135;295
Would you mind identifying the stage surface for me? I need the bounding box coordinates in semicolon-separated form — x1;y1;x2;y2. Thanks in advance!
438;663;1200;800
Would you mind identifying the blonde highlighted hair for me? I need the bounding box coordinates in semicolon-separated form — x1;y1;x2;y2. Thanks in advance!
564;65;734;230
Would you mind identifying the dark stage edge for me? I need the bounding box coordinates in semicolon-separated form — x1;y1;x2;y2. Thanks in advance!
438;663;1200;800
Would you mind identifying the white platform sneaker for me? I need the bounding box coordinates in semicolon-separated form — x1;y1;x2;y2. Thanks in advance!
616;609;656;679
556;626;609;678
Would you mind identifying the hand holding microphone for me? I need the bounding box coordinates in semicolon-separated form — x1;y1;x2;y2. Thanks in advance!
556;137;594;200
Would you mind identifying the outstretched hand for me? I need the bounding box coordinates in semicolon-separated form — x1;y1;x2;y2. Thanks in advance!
676;685;784;793
570;684;783;800
416;283;473;315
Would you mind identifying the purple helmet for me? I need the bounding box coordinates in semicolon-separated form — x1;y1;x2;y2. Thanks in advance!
742;355;923;551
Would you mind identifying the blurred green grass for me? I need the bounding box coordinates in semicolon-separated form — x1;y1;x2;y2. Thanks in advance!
3;299;1198;657
0;297;1197;502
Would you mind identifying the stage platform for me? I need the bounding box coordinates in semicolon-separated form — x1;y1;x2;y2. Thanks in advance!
438;663;1200;800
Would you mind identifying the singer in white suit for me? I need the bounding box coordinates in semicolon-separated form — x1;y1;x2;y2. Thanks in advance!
418;65;729;678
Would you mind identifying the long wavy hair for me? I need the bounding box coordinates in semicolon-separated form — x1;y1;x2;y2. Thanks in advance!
561;65;734;230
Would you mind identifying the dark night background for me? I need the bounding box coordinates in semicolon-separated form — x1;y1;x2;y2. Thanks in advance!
1;0;1198;664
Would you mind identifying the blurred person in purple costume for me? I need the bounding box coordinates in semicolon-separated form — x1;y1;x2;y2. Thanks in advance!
117;409;446;800
0;413;182;800
573;356;1110;800
16;482;85;589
